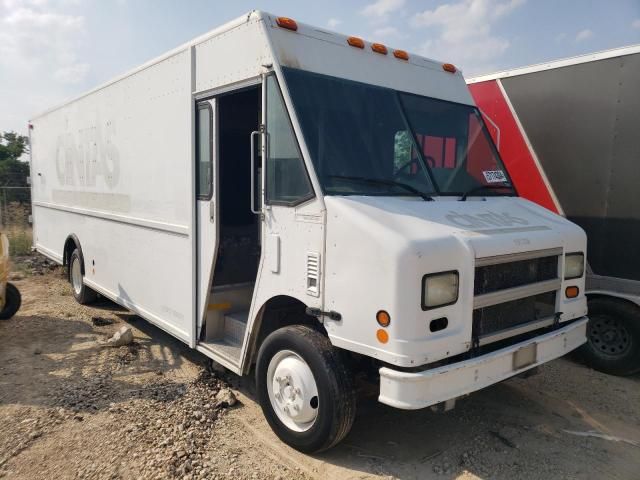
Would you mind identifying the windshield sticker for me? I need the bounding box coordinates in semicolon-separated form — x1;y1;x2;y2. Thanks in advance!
483;170;507;183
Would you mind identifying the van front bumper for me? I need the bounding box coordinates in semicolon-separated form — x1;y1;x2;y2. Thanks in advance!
378;317;588;410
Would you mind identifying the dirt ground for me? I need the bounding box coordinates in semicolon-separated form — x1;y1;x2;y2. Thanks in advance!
1;257;639;480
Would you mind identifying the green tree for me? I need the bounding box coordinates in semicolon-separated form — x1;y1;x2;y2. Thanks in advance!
0;131;31;204
393;130;412;170
0;132;29;163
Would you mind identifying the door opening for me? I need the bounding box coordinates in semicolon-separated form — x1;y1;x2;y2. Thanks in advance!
197;84;262;364
213;86;262;288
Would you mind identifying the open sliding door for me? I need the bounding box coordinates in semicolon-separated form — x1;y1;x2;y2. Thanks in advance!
195;99;218;339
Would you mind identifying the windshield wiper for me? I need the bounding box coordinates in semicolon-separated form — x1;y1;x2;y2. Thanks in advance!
459;185;514;201
328;175;434;201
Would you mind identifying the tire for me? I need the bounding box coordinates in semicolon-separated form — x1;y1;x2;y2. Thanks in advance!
0;283;21;320
577;298;640;376
256;325;356;453
69;248;97;305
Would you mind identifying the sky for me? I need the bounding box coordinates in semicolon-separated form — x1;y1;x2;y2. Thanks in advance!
1;0;639;135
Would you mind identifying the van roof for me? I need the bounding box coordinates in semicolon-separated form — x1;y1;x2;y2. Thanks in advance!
32;11;472;121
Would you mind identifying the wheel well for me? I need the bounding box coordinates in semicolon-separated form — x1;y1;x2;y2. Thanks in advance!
63;235;83;275
587;293;640;313
244;295;327;373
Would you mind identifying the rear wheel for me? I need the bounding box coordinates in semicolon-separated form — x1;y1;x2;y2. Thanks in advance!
0;283;21;320
578;298;640;376
69;248;97;305
256;325;356;453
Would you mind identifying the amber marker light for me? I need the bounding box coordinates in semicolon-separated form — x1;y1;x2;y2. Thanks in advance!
276;17;298;31
376;329;389;344
347;36;365;49
393;49;409;61
442;63;457;73
566;286;579;298
371;43;388;54
376;310;391;327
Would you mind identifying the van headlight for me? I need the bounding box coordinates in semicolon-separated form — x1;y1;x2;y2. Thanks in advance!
422;271;459;310
564;253;585;280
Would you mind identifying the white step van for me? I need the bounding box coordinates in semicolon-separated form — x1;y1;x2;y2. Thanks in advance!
29;11;588;452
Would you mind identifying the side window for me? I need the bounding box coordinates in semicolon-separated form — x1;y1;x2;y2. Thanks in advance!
266;76;314;205
196;104;212;199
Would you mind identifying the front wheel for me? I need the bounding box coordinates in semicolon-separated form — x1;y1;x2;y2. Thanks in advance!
578;298;640;376
256;325;356;453
0;283;21;320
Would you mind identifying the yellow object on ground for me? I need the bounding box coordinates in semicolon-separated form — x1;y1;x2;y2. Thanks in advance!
0;232;22;320
0;233;9;310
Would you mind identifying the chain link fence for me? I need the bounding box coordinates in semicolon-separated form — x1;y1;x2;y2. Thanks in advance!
0;186;32;256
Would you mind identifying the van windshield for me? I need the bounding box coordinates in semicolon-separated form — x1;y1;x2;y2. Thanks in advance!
281;67;515;198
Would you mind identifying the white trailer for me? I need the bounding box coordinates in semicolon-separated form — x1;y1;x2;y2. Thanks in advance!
30;11;589;452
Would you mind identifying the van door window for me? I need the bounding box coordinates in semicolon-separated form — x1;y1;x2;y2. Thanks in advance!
265;75;314;206
196;104;213;199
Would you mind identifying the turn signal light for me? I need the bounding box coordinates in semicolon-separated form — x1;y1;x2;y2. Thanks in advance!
442;63;457;73
276;17;298;31
566;286;579;298
393;49;409;61
371;43;388;55
376;329;389;344
347;36;365;49
376;310;391;327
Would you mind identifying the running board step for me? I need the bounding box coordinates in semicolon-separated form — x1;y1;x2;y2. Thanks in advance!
197;310;249;372
223;310;249;345
197;340;243;373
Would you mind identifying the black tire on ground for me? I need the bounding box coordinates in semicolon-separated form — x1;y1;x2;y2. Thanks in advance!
69;248;98;305
577;297;640;376
0;282;21;320
256;325;356;453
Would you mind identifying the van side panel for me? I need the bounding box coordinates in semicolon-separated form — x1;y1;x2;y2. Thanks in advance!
31;48;195;343
195;17;272;94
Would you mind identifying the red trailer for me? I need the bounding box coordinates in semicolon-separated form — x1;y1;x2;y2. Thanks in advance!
467;45;640;375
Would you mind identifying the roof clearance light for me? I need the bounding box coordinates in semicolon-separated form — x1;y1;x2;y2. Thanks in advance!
276;17;298;31
371;43;388;55
442;63;457;73
347;36;365;49
393;49;409;61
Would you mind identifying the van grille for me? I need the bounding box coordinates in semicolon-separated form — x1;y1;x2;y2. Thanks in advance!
474;255;558;295
472;252;560;344
473;291;556;338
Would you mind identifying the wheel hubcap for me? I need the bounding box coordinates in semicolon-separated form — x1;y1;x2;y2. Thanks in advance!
71;257;83;295
266;350;319;432
588;315;631;356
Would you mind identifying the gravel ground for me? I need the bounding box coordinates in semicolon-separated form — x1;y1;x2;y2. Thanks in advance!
1;255;639;479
